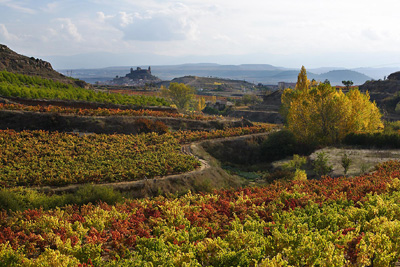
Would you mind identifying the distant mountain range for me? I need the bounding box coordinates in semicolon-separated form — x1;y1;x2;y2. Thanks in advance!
1;43;397;88
61;63;399;86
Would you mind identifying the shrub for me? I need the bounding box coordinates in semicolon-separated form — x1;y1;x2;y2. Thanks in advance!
344;132;400;148
281;154;308;181
263;169;293;183
293;169;307;181
261;130;297;161
282;154;307;171
262;130;315;162
313;152;333;177
341;153;352;175
134;118;169;134
203;106;220;115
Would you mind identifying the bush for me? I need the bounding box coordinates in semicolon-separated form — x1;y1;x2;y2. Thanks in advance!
341;153;352;175
282;154;307;171
134;118;169;134
203;106;220;115
263;169;293;183
293;169;307;181
261;130;316;162
344;132;400;148
261;130;296;161
313;152;333;177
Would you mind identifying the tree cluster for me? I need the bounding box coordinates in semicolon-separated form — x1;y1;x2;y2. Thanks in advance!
281;66;383;145
161;82;206;112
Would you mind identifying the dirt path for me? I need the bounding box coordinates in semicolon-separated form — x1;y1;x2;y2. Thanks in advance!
38;130;277;195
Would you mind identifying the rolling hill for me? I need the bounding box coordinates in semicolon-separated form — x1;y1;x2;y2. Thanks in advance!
0;44;88;88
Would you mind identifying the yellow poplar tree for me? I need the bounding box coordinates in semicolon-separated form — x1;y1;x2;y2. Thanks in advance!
346;89;383;132
281;66;311;119
282;67;383;145
295;65;310;92
196;97;206;111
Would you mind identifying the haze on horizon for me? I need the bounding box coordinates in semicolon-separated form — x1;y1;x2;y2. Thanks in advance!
0;0;400;69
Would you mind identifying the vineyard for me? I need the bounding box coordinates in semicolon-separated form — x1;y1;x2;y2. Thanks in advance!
3;65;400;266
171;124;277;143
0;125;275;188
1;161;400;266
0;130;199;187
0;103;218;121
0;71;169;107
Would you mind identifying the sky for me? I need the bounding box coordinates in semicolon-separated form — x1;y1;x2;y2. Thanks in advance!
1;0;400;69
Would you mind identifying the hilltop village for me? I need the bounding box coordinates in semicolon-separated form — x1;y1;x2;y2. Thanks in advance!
106;66;161;86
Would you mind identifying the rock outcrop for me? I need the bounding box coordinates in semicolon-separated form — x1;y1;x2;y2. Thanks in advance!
359;71;400;105
388;71;400;81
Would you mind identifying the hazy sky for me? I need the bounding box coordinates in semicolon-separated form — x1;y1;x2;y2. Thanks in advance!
1;0;400;68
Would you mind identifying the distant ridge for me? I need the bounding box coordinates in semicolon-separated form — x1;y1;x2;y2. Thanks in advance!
316;70;371;85
0;44;88;88
64;64;373;86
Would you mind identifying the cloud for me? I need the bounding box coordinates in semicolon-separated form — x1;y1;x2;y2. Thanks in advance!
99;4;198;42
41;2;59;13
119;11;134;27
0;0;35;14
49;19;83;42
121;16;192;41
362;28;380;41
0;24;18;41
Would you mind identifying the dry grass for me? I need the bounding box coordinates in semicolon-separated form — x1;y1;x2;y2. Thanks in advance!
310;147;400;177
271;147;400;178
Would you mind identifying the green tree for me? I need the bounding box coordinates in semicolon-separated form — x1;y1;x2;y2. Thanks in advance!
241;94;262;106
342;80;354;90
161;82;195;110
313;152;333;177
323;79;331;85
341;153;352;175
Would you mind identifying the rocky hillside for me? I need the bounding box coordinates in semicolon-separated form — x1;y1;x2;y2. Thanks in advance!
359;71;400;108
0;44;88;88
